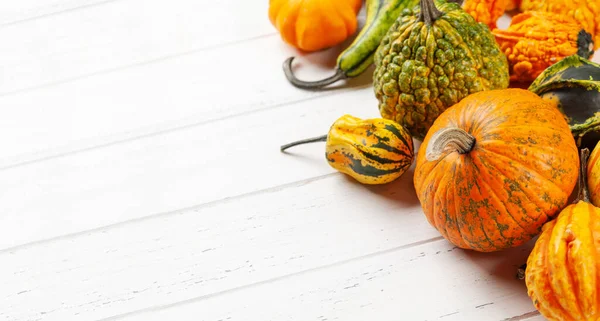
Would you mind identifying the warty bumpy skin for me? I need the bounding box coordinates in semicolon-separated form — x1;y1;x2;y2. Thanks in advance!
373;0;509;140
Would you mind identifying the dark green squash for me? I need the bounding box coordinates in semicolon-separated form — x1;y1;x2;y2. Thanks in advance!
528;55;600;150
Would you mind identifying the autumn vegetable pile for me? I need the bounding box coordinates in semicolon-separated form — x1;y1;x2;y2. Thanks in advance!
271;0;600;319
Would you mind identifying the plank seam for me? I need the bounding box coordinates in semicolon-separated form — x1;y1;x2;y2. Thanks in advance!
0;172;340;254
99;236;446;320
0;32;276;99
502;310;541;321
0;82;370;172
0;0;122;27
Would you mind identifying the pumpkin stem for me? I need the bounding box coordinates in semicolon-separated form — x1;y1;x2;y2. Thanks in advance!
419;0;443;26
425;127;475;161
576;148;591;203
282;57;347;89
280;134;328;152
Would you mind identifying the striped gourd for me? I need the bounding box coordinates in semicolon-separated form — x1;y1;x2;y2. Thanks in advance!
281;115;414;185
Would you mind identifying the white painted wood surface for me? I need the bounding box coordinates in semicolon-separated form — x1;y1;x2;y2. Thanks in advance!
1;1;598;320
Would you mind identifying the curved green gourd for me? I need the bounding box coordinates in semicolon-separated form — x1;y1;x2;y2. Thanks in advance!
283;0;420;90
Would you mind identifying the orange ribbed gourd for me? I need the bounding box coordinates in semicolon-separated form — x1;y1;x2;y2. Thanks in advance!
525;148;600;321
492;11;595;83
588;143;600;207
268;0;363;52
463;0;507;29
519;0;600;50
413;88;579;252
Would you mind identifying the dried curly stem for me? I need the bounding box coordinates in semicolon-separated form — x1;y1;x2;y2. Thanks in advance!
280;134;328;152
282;57;347;90
576;148;591;203
425;127;475;161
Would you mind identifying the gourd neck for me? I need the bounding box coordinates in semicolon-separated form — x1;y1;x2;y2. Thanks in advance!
419;0;442;26
576;148;591;203
425;127;475;161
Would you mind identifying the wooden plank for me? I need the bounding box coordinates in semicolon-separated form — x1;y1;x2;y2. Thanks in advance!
0;164;436;320
0;0;277;96
0;87;384;249
0;32;372;168
108;239;540;321
0;0;112;26
0;0;368;166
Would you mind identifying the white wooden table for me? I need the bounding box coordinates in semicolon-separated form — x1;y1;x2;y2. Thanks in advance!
0;1;598;320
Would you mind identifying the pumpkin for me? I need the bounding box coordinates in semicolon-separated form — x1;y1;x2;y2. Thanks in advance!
462;0;507;29
268;0;363;52
373;0;509;140
524;148;600;321
529;55;600;150
413;88;579;252
281;115;414;185
492;11;595;83
587;142;600;207
519;0;600;50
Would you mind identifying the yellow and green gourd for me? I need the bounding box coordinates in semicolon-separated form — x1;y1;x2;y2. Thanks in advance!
281;115;414;185
373;0;510;139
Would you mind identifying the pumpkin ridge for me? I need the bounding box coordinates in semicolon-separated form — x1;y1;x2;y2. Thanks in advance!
446;162;470;249
479;138;575;175
476;149;559;227
435;161;456;246
486;124;573;134
471;152;529;237
460;102;496;135
470;173;502;249
531;218;573;320
327;0;355;37
478;142;571;196
417;151;455;196
547;205;584;319
451;160;482;251
460;155;492;251
473;150;542;234
572;202;598;317
564;204;587;317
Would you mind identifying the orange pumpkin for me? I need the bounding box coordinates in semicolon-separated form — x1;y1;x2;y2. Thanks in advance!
268;0;363;52
413;88;579;252
525;148;600;321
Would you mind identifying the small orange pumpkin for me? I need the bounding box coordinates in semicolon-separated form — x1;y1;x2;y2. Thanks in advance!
268;0;363;52
413;88;579;252
525;148;600;321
